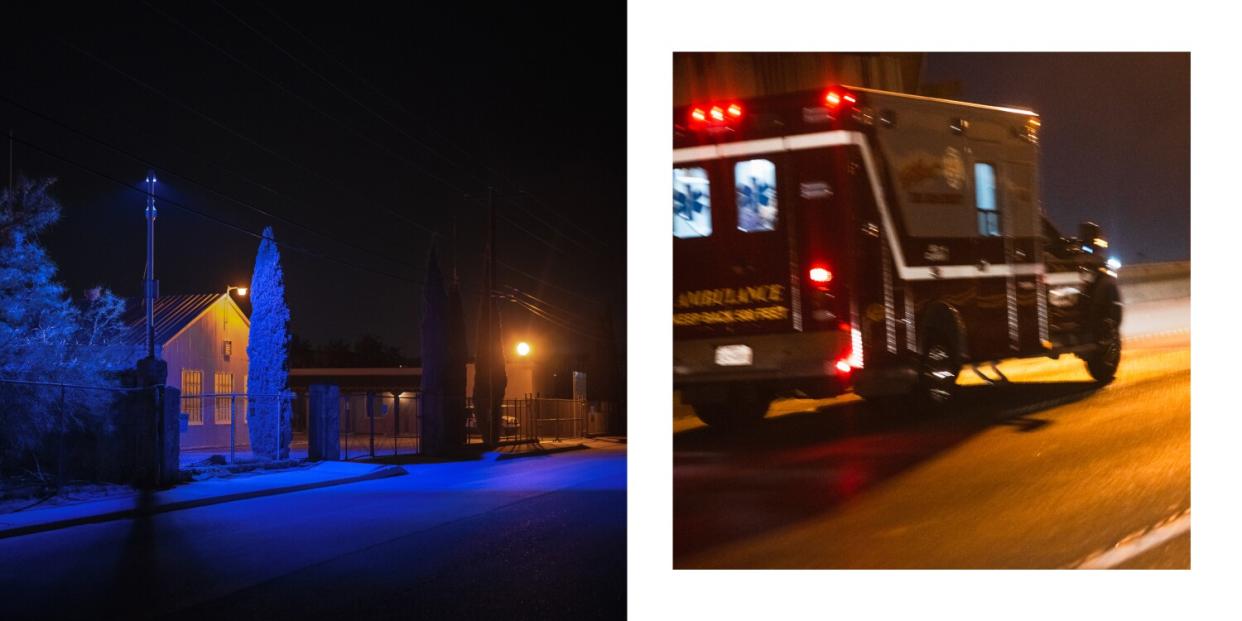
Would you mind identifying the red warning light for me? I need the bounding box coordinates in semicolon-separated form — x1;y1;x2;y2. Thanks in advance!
824;88;857;109
809;266;833;283
687;102;744;129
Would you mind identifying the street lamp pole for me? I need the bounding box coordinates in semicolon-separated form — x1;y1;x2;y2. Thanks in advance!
145;171;157;360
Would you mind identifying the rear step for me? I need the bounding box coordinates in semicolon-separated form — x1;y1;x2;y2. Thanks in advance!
971;362;1009;385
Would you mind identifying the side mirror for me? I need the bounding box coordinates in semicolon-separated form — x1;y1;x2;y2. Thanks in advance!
1078;221;1104;253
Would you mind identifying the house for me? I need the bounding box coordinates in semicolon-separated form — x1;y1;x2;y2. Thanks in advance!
124;293;251;450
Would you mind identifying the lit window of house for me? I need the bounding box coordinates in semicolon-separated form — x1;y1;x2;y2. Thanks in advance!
182;369;203;425
214;372;234;424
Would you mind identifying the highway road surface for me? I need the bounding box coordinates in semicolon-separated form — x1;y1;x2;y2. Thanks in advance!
0;445;626;620
674;297;1189;568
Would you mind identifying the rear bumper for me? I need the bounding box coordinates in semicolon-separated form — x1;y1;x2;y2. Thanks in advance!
673;330;850;399
852;366;918;398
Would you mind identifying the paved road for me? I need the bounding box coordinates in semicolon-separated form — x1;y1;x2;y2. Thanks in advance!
0;446;626;620
674;301;1189;569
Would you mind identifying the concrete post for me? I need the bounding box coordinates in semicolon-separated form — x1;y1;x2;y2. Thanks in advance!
308;384;341;461
131;357;177;489
158;386;181;486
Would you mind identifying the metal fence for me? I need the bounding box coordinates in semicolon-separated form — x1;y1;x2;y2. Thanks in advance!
187;391;610;462
313;391;593;460
466;397;539;446
335;391;423;460
0;377;158;490
180;392;296;464
531;398;587;441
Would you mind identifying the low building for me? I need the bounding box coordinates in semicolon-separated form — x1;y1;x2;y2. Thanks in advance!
124;293;251;450
287;361;537;437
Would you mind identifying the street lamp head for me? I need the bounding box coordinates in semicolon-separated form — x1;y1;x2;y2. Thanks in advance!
516;341;531;357
227;286;248;297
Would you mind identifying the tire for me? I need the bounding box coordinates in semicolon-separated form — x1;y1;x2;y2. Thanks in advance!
917;327;961;405
1084;316;1121;382
690;388;771;429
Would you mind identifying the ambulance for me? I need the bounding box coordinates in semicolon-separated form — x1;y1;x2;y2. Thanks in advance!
673;85;1121;427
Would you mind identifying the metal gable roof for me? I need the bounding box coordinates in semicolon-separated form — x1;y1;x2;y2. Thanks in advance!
121;293;243;346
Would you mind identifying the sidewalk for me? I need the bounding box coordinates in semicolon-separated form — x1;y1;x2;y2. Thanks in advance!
0;460;406;540
183;434;626;466
1;436;622;540
491;436;624;459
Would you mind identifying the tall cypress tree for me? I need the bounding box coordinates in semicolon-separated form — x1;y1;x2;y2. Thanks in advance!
246;226;292;459
444;270;468;448
419;248;447;455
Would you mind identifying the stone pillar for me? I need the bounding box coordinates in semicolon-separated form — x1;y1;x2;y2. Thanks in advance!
158;386;181;486
307;384;341;461
131;357;178;488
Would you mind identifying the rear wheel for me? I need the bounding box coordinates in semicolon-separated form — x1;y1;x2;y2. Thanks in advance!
690;387;771;428
1085;317;1121;382
918;328;961;405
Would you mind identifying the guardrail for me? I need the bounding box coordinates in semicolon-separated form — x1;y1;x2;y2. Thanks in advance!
1117;260;1190;282
1117;261;1190;303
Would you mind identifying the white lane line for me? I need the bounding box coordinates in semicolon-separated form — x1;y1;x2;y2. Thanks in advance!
1071;509;1190;569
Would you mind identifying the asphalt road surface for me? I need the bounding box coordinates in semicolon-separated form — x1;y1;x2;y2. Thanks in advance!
0;445;626;620
674;300;1189;569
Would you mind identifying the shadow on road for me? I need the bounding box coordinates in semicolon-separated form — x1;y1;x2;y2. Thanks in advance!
673;379;1102;561
108;488;161;619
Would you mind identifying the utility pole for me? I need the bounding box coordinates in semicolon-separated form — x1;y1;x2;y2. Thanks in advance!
145;171;158;360
487;186;496;445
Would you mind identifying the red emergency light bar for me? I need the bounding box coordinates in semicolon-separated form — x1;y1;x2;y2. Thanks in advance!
688;101;744;128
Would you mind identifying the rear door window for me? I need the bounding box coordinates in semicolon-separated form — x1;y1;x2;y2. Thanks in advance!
974;162;1001;236
673;166;712;238
735;158;778;232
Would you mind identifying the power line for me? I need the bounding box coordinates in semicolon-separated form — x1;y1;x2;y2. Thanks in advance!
62;31;584;263
9;131;428;287
9;132;605;336
6;95;604;327
248;2;612;249
30;28;608;321
211;1;480;190
502;285;597;324
498;292;603;340
0;93;425;275
141;1;493;222
57;35;440;237
498;260;598;302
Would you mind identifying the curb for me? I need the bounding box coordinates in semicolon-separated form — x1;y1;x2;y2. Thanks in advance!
493;443;590;460
0;464;406;540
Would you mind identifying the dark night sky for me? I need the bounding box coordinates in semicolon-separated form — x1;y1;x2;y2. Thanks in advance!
920;52;1190;264
2;2;625;359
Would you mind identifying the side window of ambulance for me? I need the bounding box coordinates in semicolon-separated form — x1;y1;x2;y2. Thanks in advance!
974;162;1001;236
735;159;778;232
673;166;712;239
